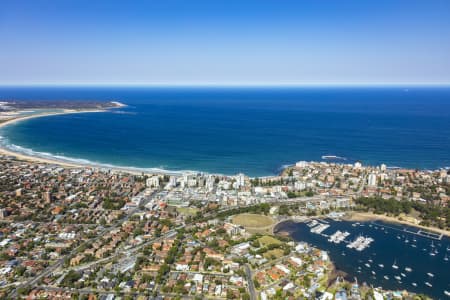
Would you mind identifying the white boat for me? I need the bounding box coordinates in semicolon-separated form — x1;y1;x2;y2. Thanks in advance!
444;254;448;261
368;259;373;263
430;252;436;256
427;272;434;277
378;264;384;268
401;273;406;277
412;283;417;287
371;271;376;275
405;267;412;272
425;282;432;287
383;275;389;280
444;291;450;296
365;263;371;268
392;260;399;269
395;276;401;281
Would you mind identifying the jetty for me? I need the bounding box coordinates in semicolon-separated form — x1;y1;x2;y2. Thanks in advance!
347;236;374;251
372;221;443;240
328;230;350;244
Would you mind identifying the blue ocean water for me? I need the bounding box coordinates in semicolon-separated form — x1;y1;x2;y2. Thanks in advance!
275;220;450;299
0;86;450;176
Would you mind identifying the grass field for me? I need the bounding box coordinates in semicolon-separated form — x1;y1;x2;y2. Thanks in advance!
232;213;275;234
258;235;282;247
263;248;284;260
176;207;199;216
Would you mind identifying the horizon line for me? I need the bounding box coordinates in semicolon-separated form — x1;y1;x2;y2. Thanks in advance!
1;82;450;88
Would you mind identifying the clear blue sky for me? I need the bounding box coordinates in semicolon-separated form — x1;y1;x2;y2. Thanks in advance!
1;0;450;85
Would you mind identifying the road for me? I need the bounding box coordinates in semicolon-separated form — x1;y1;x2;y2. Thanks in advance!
244;264;257;300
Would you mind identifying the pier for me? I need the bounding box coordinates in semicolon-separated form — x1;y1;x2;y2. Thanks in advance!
371;221;443;240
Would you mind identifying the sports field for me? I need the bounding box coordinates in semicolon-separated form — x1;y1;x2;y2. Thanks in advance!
232;213;275;233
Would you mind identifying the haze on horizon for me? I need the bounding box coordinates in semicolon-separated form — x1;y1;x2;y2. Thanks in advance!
1;0;450;85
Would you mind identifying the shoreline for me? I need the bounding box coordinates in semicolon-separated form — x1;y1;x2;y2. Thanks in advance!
272;212;450;239
0;109;106;169
1;107;449;179
0;109;184;176
343;211;450;238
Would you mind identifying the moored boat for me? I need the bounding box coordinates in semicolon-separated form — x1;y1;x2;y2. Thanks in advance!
392;260;399;269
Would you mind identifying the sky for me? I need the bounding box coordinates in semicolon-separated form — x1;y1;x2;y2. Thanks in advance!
1;0;450;85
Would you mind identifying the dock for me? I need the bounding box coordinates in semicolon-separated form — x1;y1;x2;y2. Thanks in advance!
371;221;443;240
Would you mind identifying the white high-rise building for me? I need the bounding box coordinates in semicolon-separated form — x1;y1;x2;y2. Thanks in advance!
295;161;308;168
146;176;160;188
368;173;377;187
294;181;306;191
234;173;246;189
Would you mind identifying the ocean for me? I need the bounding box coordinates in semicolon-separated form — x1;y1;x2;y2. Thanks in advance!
0;86;450;176
274;219;450;299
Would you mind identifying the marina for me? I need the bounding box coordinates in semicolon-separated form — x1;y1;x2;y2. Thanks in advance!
346;236;374;251
275;218;450;299
328;230;350;244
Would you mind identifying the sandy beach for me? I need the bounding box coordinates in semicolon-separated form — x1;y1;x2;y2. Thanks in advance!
0;109;108;168
345;211;450;238
0;109;186;176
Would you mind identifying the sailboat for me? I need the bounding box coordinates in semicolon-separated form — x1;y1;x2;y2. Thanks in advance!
392;260;399;269
444;254;449;261
427;272;434;277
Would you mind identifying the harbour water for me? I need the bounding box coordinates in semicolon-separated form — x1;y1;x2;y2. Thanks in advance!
274;219;450;299
1;86;450;176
